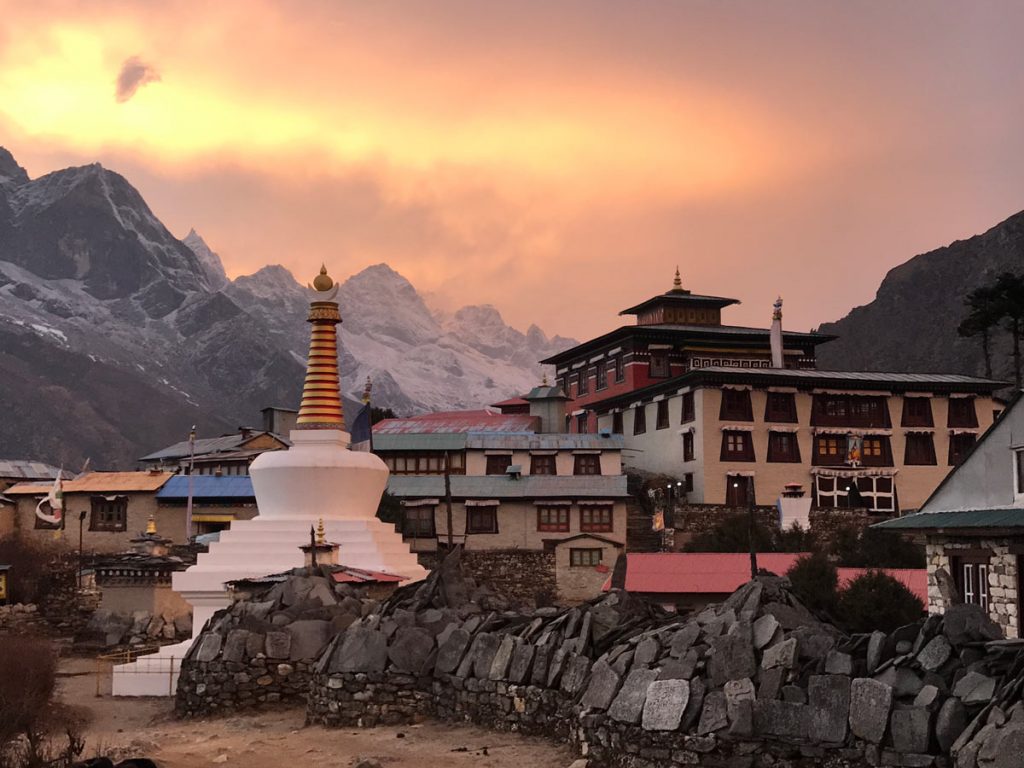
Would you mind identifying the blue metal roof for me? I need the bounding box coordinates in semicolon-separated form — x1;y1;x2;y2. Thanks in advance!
156;475;255;500
387;474;628;500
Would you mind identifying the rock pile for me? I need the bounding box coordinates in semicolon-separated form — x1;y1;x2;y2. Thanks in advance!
175;567;382;715
81;608;192;649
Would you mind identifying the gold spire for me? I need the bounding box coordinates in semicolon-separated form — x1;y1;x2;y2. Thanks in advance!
316;518;326;545
672;266;683;291
297;265;346;429
361;376;372;405
146;514;157;535
542;372;549;386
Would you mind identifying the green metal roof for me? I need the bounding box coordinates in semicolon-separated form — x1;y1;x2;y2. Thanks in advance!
873;507;1024;530
387;474;629;500
372;433;468;451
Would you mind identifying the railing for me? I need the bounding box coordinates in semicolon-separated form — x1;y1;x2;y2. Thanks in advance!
95;645;176;697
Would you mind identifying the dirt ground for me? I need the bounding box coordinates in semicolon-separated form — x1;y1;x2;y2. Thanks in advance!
56;658;576;768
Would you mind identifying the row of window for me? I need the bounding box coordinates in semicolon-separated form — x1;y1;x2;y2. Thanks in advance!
723;474;898;512
36;496;130;532
716;431;976;466
383;452;602;477
402;504;615;538
560;356;627;397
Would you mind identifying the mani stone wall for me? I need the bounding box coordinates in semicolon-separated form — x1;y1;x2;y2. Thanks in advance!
304;567;1024;768
417;549;558;608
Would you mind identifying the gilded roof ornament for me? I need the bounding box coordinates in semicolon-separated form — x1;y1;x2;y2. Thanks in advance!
313;264;334;292
672;266;683;292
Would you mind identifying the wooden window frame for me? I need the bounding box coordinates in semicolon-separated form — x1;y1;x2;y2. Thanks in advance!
570;548;603;567
901;397;934;428
595;363;608;391
683;432;695;462
580;506;613;532
633;405;647;435
467;506;499;534
765;392;798;423
812;395;891;429
1016;449;1024;496
904;433;937;466
614;356;625;383
536;506;569;532
861;436;894;467
767;431;801;463
949;433;977;466
89;495;128;532
682;473;694;493
530;454;557;476
725;475;752;507
576;413;589;434
680;391;695;424
720;389;754;422
948;398;979;429
656;400;670;430
813;435;847;466
649;350;670;379
577;369;590;395
485;454;513;476
574;454;602;476
952;555;990;612
402;506;436;539
720;431;755;462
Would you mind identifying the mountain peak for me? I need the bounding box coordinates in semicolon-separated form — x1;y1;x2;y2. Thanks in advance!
182;229;229;291
0;147;29;186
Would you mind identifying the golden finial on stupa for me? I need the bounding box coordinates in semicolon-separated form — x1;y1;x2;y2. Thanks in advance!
542;373;549;386
313;264;334;292
672;266;683;291
362;376;372;405
316;518;326;545
146;514;157;535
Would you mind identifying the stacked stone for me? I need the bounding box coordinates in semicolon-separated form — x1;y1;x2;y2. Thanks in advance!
80;607;192;648
175;567;375;716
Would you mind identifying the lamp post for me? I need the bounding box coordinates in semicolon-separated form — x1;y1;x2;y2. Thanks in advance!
78;509;87;589
747;476;758;579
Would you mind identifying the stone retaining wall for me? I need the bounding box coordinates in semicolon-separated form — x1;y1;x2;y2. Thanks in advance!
177;657;314;713
417;550;558;607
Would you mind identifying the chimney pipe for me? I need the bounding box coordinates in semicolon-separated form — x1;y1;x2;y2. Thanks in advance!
770;297;784;368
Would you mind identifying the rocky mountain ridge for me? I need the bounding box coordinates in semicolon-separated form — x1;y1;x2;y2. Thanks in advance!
0;148;575;468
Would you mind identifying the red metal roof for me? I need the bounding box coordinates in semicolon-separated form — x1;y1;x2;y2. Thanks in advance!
617;553;927;605
490;397;529;408
373;410;539;434
330;567;405;584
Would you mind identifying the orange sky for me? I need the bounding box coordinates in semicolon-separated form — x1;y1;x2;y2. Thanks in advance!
3;1;1024;339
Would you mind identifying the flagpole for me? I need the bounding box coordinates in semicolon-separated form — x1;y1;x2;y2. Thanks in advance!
185;425;196;544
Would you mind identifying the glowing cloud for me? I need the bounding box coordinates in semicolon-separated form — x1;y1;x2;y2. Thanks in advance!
115;55;160;103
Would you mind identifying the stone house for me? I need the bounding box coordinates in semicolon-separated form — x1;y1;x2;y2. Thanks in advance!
155;475;258;537
5;471;176;553
875;390;1024;637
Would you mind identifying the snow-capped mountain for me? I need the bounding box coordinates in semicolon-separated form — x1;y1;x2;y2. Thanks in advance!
0;148;576;468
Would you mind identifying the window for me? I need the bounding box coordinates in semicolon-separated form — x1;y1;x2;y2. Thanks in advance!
577;369;590;395
683;432;695;462
720;431;755;461
680;392;695;423
767;432;801;463
725;475;752;507
649;350;670;378
682;473;694;493
948;398;979;428
813;436;846;466
1016;450;1024;496
570;548;603;567
574;454;602;476
387;452;464;475
89;495;128;532
580;505;613;532
537;506;569;532
720;389;754;421
861;437;894;467
953;556;990;611
612;411;623;434
656;400;670;430
467;505;499;534
813;475;896;512
576;413;589;434
402;506;436;538
904;433;937;465
486;455;512;475
530;454;557;475
614;356;625;383
901;398;934;428
812;395;890;428
765;392;798;423
559;375;570;394
596;363;608;390
633;405;647;435
949;433;977;465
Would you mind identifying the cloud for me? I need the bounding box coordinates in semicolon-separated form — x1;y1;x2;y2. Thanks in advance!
115;56;160;102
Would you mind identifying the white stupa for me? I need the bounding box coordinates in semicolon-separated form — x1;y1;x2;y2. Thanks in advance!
112;265;426;696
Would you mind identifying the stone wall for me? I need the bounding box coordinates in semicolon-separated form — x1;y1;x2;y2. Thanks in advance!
670;504;780;546
177;656;314;713
418;549;557;607
925;536;1020;638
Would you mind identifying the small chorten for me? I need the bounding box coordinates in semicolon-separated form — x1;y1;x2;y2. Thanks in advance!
300;517;340;568
131;514;171;557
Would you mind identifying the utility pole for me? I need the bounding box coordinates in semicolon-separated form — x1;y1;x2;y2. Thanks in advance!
444;450;454;550
747;476;758;579
185;425;196;544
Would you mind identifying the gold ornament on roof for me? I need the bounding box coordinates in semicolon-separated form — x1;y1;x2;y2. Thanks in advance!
542;373;549;386
146;514;157;535
316;518;326;545
313;264;334;292
672;266;683;291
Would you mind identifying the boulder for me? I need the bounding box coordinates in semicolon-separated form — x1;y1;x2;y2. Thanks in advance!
708;621;756;685
286;620;332;661
508;641;535;684
953;672;997;705
824;650;853;676
331;627;388;673
488;635;516;681
758;666;784;701
608;668;659;724
265;631;291;659
752;614;780;650
808;674;850;743
697;690;729;735
580;660;621;711
752;699;808;739
669;623;700;657
849;678;893;744
642;679;690;731
472;633;502;679
935;696;968;753
890;707;931;754
560;655;592;696
634;636;660;667
866;630;887;673
434;628;471;675
942;603;1002;646
762;638;798;670
222;629;250;663
388;626;434;674
194;633;223;663
916;635;953;672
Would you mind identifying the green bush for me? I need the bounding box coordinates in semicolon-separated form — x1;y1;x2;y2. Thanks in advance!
787;553;839;615
683;513;780;553
833;527;925;569
838;570;925;633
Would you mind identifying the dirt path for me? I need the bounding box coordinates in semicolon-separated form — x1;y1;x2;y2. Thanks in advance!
56;658;575;768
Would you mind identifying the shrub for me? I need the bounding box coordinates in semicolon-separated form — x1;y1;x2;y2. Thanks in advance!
787;553;839;615
683;513;780;553
833;527;926;569
0;538;75;605
838;570;925;633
